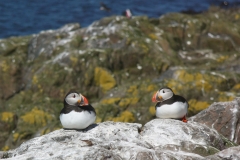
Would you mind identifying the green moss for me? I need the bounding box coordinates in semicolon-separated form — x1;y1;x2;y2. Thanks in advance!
96;104;119;122
220;135;238;148
191;145;219;156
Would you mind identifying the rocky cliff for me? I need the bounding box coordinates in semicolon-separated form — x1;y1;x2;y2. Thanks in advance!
0;98;239;159
1;6;240;151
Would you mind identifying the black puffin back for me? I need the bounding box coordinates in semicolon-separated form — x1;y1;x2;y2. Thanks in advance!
155;94;188;110
60;104;96;114
79;104;96;114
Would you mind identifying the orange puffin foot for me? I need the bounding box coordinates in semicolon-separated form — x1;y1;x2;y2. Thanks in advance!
182;115;188;123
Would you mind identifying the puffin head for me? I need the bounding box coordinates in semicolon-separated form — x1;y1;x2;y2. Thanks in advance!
152;87;174;102
64;91;89;106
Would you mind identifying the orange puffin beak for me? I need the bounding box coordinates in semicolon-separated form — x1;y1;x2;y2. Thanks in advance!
77;94;89;106
152;92;162;102
82;95;89;105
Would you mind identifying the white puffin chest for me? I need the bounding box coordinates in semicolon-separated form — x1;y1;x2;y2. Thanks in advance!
60;110;96;129
156;101;188;119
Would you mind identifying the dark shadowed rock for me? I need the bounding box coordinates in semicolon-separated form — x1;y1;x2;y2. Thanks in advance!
189;97;240;145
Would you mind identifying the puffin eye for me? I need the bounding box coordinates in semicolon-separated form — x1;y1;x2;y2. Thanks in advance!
163;90;165;93
73;94;76;98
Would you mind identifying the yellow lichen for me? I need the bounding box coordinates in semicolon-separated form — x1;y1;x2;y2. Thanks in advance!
148;33;158;40
232;84;240;91
94;67;116;92
70;55;78;66
95;117;102;123
60;89;65;98
37;84;43;93
127;85;138;96
12;132;28;142
119;98;139;107
188;99;210;114
41;128;51;135
110;111;135;122
149;106;155;115
21;107;53;127
0;112;14;123
1;60;9;72
101;98;121;105
166;79;183;91
13;133;19;142
218;92;235;102
235;14;239;20
2;145;9;151
32;75;38;85
53;127;61;131
216;55;229;63
140;43;149;53
146;84;158;92
166;70;225;92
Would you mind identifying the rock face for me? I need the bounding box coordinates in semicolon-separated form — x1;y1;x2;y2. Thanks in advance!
1;6;240;150
190;97;240;145
207;146;240;160
1;120;237;160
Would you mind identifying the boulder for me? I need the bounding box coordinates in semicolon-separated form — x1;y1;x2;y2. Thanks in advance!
189;97;240;145
1;120;236;160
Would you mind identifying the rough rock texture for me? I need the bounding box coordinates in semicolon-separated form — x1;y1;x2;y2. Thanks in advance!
1;120;236;160
190;97;240;145
206;146;240;160
1;6;240;150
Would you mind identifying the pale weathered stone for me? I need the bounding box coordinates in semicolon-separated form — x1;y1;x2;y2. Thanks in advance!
2;120;237;160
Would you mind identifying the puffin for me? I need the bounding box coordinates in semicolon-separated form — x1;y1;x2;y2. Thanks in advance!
152;87;188;123
122;9;132;18
60;91;96;130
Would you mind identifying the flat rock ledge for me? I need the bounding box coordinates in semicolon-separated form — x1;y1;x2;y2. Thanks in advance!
1;119;239;160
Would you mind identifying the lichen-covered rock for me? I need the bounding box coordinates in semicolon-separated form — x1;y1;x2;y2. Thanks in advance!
94;67;116;92
0;112;17;151
189;97;240;145
1;120;236;160
1;7;240;150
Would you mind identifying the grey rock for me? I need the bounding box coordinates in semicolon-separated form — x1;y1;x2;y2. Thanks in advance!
4;120;236;160
189;97;240;145
27;23;82;61
206;146;240;160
